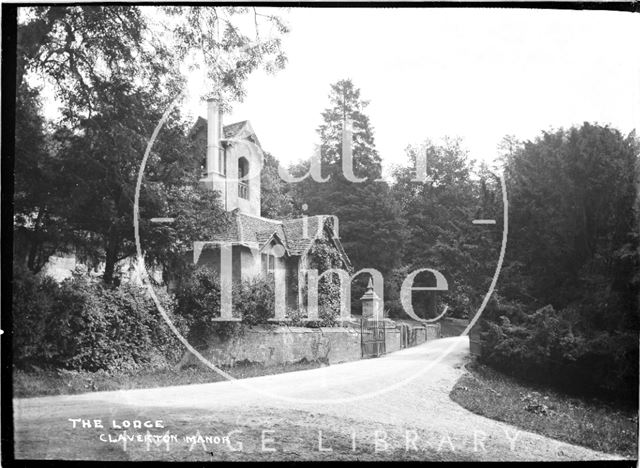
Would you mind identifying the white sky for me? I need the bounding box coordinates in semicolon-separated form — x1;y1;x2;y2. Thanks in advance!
183;7;640;174
34;7;640;175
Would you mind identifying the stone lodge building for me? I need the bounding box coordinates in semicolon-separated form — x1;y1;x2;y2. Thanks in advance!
189;101;351;313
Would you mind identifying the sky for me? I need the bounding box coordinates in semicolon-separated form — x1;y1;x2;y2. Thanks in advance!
182;7;640;175
33;7;640;176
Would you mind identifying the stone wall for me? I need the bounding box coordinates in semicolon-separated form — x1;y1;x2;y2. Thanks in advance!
425;323;441;341
412;326;426;345
384;322;401;353
199;326;361;367
191;320;445;369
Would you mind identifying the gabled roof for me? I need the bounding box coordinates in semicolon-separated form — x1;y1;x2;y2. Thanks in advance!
191;117;262;148
281;216;328;255
207;210;351;268
237;211;284;246
282;215;352;268
258;231;287;254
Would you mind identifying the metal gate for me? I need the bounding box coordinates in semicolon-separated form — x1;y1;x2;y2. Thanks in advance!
361;317;386;358
399;323;410;349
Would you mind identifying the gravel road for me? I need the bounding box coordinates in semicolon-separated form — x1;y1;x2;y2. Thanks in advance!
13;336;620;461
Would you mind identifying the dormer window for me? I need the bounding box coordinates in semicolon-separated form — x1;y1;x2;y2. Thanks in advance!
238;157;249;199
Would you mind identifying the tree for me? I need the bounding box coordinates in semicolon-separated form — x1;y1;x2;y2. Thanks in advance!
47;77;235;284
165;6;289;107
291;80;405;307
479;123;639;401
316;80;382;180
392;138;501;319
13;83;69;273
261;151;295;219
15;6;182;279
14;6;290;282
503;123;638;315
17;6;290;113
18;6;174;120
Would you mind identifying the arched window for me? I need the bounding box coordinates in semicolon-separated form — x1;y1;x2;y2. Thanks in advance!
238;157;249;179
238;157;249;199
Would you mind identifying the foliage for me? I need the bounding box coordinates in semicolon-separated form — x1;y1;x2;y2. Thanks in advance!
173;266;280;342
17;6;173;118
478;124;639;402
13;83;69;273
305;239;349;326
164;6;289;106
316;79;382;180
233;277;276;326
13;360;323;398
480;303;638;401
392;139;500;319
47;82;231;284
261;151;295;219
286;305;338;329
172;266;239;344
291;79;405;306
18;6;289;113
12;266;59;365
12;267;185;372
502;124;638;309
14;6;288;283
13;13;640;406
308;238;346;271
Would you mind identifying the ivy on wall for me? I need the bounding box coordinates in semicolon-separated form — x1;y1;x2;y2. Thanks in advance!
303;238;350;327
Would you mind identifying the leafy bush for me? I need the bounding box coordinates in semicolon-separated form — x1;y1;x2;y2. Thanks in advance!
479;124;640;404
304;240;347;326
173;264;342;335
479;302;639;402
287;303;338;328
173;267;278;341
173;266;241;343
233;277;275;326
12;266;59;368
12;267;185;372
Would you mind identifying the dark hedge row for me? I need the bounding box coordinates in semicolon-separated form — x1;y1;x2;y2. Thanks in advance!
479;300;638;403
12;266;287;372
12;266;186;372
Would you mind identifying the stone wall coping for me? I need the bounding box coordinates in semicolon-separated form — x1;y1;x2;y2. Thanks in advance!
395;322;442;329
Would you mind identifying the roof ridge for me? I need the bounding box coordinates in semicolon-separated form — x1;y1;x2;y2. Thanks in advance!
284;214;327;223
239;212;283;224
195;117;249;128
278;222;289;248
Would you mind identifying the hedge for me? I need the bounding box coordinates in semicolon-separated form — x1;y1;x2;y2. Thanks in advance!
12;267;185;372
479;300;638;402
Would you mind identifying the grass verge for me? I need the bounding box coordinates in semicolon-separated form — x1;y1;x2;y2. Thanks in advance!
13;360;322;398
449;361;638;458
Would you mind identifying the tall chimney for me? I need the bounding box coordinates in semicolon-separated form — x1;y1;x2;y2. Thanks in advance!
207;99;221;174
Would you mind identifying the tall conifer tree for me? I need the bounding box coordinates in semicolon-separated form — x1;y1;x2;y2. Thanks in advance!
292;80;405;306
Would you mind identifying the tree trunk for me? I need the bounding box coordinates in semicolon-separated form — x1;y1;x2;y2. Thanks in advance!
26;208;46;273
103;231;119;284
